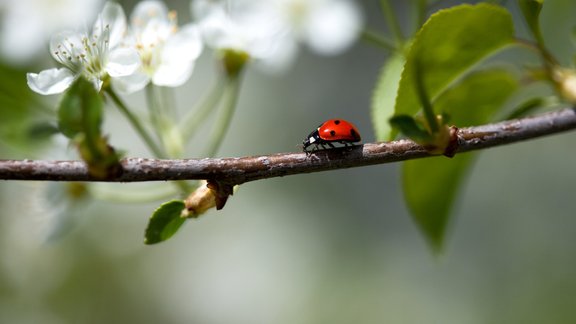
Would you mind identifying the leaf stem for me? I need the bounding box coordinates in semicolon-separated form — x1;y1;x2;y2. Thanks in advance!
180;76;226;141
517;38;558;65
107;87;195;194
105;88;167;158
203;75;243;157
145;84;183;158
360;29;397;51
413;61;439;132
160;86;178;120
415;0;427;30
145;84;163;139
380;0;405;47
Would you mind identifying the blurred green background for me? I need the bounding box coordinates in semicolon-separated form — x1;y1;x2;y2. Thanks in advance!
2;0;576;323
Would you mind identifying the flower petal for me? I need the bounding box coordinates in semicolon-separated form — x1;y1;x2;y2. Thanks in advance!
194;4;234;50
112;71;151;94
162;24;203;63
94;2;127;48
303;0;362;55
191;0;219;19
106;47;140;77
90;77;104;92
256;36;298;73
49;30;85;66
194;0;288;61
145;24;202;87
26;68;76;95
152;61;194;87
131;0;170;36
131;1;177;47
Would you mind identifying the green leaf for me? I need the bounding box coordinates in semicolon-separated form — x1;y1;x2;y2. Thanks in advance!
393;3;515;130
436;69;519;125
28;122;60;139
371;52;405;141
58;77;103;139
518;0;544;44
393;7;517;243
145;200;187;245
403;69;518;251
389;115;431;142
538;0;576;65
403;154;473;252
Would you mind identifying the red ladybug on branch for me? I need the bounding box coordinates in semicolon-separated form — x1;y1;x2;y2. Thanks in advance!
302;119;361;152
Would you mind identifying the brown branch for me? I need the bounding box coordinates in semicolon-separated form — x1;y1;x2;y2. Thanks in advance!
1;108;576;184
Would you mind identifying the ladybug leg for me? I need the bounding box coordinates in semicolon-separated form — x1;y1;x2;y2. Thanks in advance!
341;141;355;150
311;143;323;152
326;142;336;149
304;145;316;156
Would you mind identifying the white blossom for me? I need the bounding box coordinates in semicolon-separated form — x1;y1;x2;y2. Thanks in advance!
274;0;363;55
26;2;140;95
192;0;291;69
191;0;362;71
114;1;204;93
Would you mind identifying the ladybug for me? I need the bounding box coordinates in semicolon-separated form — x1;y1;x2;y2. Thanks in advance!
302;119;361;152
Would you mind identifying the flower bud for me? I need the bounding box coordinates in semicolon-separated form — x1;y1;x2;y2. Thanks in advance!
220;49;250;77
183;180;217;218
554;68;576;103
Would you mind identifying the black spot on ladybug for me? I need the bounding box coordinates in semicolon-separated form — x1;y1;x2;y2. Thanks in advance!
334;120;341;125
350;129;357;137
330;130;336;136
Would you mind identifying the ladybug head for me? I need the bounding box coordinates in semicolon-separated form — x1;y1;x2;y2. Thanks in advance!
302;137;313;152
302;129;320;152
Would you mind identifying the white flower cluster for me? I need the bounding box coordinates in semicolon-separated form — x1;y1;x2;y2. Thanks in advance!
26;0;363;95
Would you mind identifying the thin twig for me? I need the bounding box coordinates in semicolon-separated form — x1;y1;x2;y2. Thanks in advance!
1;108;575;184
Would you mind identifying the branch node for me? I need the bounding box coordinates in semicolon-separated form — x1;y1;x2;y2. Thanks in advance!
443;126;460;158
207;179;235;210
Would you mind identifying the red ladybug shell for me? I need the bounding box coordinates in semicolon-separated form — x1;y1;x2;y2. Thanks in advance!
302;119;361;152
317;119;361;142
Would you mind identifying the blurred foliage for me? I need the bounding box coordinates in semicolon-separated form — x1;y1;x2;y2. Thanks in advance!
0;63;53;154
371;51;404;141
518;0;545;48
